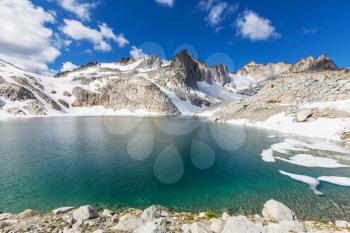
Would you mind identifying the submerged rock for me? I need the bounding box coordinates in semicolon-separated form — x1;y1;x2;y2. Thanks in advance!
262;199;297;222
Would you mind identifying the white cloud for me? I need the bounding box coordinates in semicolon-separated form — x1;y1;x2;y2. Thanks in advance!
0;0;61;74
60;19;129;52
236;10;280;41
130;46;148;59
155;0;174;8
58;0;96;21
198;0;238;30
60;61;78;72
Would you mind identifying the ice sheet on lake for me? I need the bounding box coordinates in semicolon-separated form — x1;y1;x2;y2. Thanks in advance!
276;154;349;168
279;170;323;195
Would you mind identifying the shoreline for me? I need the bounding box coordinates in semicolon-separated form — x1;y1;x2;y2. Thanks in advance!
1;200;349;233
1;110;349;143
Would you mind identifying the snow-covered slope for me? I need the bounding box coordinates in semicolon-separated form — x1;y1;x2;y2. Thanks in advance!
0;51;252;119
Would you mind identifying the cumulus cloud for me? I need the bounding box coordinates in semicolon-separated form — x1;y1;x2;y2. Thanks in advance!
58;0;96;21
130;46;148;59
0;0;61;74
60;19;129;52
198;0;238;30
60;61;78;72
236;10;280;41
155;0;174;8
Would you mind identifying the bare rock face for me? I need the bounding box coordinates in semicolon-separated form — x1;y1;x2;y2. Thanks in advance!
198;62;230;85
12;76;62;112
0;77;36;101
290;55;338;72
72;77;179;114
172;50;201;89
24;101;47;115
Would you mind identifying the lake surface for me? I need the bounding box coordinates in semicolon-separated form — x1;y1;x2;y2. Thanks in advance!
0;116;349;221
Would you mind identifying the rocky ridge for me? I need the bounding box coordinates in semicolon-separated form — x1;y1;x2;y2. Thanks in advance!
0;51;242;118
0;200;349;233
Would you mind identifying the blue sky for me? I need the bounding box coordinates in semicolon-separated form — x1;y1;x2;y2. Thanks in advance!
1;0;350;74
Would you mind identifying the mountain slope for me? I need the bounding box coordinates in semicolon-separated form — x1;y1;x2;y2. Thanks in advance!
0;51;247;118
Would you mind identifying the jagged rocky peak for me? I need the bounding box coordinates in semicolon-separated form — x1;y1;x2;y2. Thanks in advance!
289;55;338;72
197;61;230;85
171;50;201;89
236;60;291;81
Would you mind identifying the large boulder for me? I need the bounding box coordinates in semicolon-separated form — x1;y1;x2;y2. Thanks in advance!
221;216;262;233
140;205;163;220
189;222;210;233
134;222;167;233
72;206;98;222
262;200;297;222
113;213;143;232
296;109;313;122
210;219;224;233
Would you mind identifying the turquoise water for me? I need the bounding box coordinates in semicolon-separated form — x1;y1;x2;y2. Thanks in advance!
0;117;349;221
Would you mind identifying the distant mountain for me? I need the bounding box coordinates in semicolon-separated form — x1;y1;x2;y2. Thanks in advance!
0;51;344;119
0;50;249;118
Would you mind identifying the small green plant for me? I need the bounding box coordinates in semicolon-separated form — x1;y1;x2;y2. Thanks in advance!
204;209;216;219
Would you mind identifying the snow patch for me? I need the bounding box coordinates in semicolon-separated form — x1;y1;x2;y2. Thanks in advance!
276;154;349;168
261;149;275;162
279;170;323;195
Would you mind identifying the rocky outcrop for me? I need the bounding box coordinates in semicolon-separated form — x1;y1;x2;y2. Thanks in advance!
139;55;163;70
289;55;338;73
171;50;201;89
73;77;179;114
235;61;291;81
0;77;36;101
24;101;47;115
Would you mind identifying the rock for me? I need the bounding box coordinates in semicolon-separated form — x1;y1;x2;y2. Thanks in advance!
63;91;72;97
296;109;313;122
24;100;47;115
140;205;163;220
210;219;224;233
222;216;262;233
58;99;70;109
265;220;305;233
134;222;167;233
290;55;338;72
52;207;75;215
262;199;297;222
102;209;114;218
198;212;206;218
93;230;104;233
189;222;210;233
113;213;143;232
0;213;13;221
181;224;191;233
72;205;98;222
6;107;26;116
221;212;230;221
335;220;350;228
16;209;40;219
